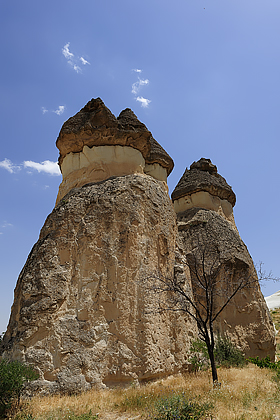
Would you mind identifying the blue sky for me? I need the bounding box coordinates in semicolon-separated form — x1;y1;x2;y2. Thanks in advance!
1;0;280;333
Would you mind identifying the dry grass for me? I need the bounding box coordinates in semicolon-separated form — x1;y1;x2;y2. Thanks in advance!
17;364;280;420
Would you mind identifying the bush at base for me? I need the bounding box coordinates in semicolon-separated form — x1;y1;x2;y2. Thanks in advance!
153;393;212;420
189;335;245;372
0;359;39;418
214;335;245;368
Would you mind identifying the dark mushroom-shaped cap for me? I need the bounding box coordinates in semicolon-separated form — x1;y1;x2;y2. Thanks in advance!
117;108;174;176
56;98;174;175
171;158;236;207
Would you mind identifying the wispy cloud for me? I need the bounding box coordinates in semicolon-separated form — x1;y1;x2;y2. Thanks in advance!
131;78;149;95
80;57;90;66
131;69;151;108
0;220;14;235
23;160;61;176
1;222;13;228
62;42;90;73
62;43;74;60
0;158;20;173
0;221;13;236
0;158;61;176
41;105;65;116
136;96;151;108
54;106;65;115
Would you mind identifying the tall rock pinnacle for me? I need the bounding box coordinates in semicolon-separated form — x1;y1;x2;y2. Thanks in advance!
1;99;193;393
172;158;275;358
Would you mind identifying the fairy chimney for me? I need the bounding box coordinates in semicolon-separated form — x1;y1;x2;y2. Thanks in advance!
172;158;276;358
1;99;195;393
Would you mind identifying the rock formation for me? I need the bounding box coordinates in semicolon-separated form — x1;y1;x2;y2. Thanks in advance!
1;101;275;392
56;99;173;204
172;158;275;358
1;99;195;393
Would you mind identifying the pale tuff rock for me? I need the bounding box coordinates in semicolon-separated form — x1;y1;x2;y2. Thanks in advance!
56;99;173;204
2;175;195;392
172;159;275;358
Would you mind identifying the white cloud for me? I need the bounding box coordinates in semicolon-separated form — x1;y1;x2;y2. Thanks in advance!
0;158;21;173
62;42;74;60
54;106;65;116
136;96;151;108
42;105;65;116
80;57;90;66
1;222;13;228
62;42;89;74
23;160;61;176
131;78;149;95
73;64;82;73
0;158;61;177
0;221;13;235
132;68;142;73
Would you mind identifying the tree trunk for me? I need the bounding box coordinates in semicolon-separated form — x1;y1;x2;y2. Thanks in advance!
208;345;218;383
200;324;219;384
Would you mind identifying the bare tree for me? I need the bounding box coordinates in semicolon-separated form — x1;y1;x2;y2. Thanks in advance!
145;243;264;384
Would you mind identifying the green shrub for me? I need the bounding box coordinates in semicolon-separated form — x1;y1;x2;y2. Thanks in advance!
189;335;245;372
214;335;245;368
152;393;212;420
189;340;209;372
247;355;280;371
0;359;39;417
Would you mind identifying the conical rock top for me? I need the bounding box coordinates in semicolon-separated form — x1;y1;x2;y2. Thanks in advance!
56;98;173;175
171;158;236;206
117;108;149;132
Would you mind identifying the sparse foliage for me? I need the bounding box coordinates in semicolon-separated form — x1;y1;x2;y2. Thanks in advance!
145;242;259;384
214;335;245;368
152;393;213;420
189;335;245;372
0;359;39;418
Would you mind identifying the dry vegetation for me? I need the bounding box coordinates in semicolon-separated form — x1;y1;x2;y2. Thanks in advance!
11;310;280;420
15;364;280;420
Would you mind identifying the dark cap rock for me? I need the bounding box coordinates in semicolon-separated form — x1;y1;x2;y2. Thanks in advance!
171;158;236;207
56;98;174;175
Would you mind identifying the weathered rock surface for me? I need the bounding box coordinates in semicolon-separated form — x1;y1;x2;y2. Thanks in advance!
172;158;236;206
172;157;237;230
2;175;195;392
56;98;174;204
2;101;275;393
172;159;275;358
